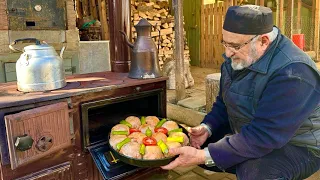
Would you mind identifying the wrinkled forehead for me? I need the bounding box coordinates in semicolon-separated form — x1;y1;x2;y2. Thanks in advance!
222;29;252;43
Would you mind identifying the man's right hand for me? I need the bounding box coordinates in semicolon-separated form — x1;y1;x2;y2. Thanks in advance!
188;125;210;149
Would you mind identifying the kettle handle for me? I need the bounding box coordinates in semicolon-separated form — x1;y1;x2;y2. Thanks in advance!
9;38;41;52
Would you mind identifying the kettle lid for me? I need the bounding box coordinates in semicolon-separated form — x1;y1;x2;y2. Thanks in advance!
135;18;152;28
24;43;54;51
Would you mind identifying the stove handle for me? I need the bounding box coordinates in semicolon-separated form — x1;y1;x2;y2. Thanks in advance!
14;134;34;151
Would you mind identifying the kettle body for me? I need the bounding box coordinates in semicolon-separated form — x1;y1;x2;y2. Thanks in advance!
120;18;162;79
10;38;66;92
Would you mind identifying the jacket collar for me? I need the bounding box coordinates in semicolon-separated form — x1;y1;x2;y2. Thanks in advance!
222;26;282;74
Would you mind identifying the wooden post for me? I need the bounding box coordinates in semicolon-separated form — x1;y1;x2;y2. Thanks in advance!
82;0;89;17
279;0;284;33
76;0;83;19
259;0;264;6
200;0;204;67
285;0;294;38
275;0;279;27
314;0;320;61
100;0;110;40
90;0;98;19
173;0;186;101
205;73;221;113
297;0;301;31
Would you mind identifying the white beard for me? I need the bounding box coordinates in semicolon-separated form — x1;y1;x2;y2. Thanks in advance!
231;43;259;70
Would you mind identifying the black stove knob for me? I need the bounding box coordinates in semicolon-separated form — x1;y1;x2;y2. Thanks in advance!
15;135;34;151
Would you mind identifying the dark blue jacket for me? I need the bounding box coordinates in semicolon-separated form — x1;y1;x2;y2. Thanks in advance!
202;30;320;170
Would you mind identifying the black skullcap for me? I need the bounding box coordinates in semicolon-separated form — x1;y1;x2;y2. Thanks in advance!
223;5;273;35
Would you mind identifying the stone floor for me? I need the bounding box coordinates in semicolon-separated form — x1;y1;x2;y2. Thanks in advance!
166;64;320;180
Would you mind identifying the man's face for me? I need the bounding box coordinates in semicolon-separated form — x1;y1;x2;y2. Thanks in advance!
222;30;261;70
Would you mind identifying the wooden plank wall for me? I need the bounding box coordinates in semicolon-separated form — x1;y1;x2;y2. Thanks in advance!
75;0;109;40
200;1;232;68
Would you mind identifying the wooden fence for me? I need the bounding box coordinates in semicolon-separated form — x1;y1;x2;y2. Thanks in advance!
200;1;234;68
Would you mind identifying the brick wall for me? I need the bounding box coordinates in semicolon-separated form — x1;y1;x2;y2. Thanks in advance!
0;0;8;30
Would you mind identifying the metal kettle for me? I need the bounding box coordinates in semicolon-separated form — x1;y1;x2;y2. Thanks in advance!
9;38;67;92
120;18;162;79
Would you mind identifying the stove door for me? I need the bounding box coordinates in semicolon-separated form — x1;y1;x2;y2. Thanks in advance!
87;141;141;180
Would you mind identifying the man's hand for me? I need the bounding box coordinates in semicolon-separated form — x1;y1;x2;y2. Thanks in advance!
188;125;210;149
160;146;205;170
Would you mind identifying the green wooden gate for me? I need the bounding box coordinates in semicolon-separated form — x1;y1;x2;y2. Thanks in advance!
183;0;201;66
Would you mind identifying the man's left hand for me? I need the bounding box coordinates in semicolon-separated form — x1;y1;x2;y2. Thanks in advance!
160;146;206;170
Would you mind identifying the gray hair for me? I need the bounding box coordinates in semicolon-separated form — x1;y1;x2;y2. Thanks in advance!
252;27;279;43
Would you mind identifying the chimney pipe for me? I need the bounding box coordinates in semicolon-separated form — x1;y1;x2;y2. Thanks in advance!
108;0;131;72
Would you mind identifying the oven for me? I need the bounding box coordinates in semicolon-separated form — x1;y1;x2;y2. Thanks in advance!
81;88;166;179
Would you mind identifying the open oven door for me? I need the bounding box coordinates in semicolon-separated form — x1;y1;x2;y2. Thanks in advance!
87;141;142;180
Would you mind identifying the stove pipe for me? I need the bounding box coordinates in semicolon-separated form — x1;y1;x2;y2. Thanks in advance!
108;0;131;73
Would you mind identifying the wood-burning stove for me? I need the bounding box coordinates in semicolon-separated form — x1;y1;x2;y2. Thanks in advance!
0;72;169;179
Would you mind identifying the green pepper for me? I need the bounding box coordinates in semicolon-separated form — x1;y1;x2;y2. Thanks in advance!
155;118;167;128
157;140;168;154
140;116;146;125
167;136;184;143
145;127;152;137
111;131;129;135
116;138;131;150
168;128;183;135
139;144;146;155
120;120;132;128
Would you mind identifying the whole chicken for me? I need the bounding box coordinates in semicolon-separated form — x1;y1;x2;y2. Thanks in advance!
161;121;179;131
125;116;141;129
143;146;164;160
109;135;127;149
128;132;147;144
145;116;160;127
119;141;142;159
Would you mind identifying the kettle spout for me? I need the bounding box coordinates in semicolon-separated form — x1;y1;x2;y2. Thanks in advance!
119;31;134;48
60;46;66;59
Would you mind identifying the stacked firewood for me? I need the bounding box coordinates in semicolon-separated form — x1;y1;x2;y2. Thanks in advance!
131;0;190;69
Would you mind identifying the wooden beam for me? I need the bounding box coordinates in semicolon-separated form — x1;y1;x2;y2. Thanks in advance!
76;0;83;19
279;0;284;32
90;0;98;19
275;0;279;26
100;0;110;40
314;0;320;61
173;0;186;101
285;0;294;38
259;0;264;6
297;0;301;31
82;0;89;17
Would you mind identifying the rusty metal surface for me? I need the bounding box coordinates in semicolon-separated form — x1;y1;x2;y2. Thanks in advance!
108;0;131;72
0;71;167;109
7;0;66;30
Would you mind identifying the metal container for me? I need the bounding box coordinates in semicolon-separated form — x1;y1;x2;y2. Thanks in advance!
9;38;66;92
120;18;162;79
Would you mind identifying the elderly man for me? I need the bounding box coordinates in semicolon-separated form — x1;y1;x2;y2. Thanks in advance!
161;5;320;180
